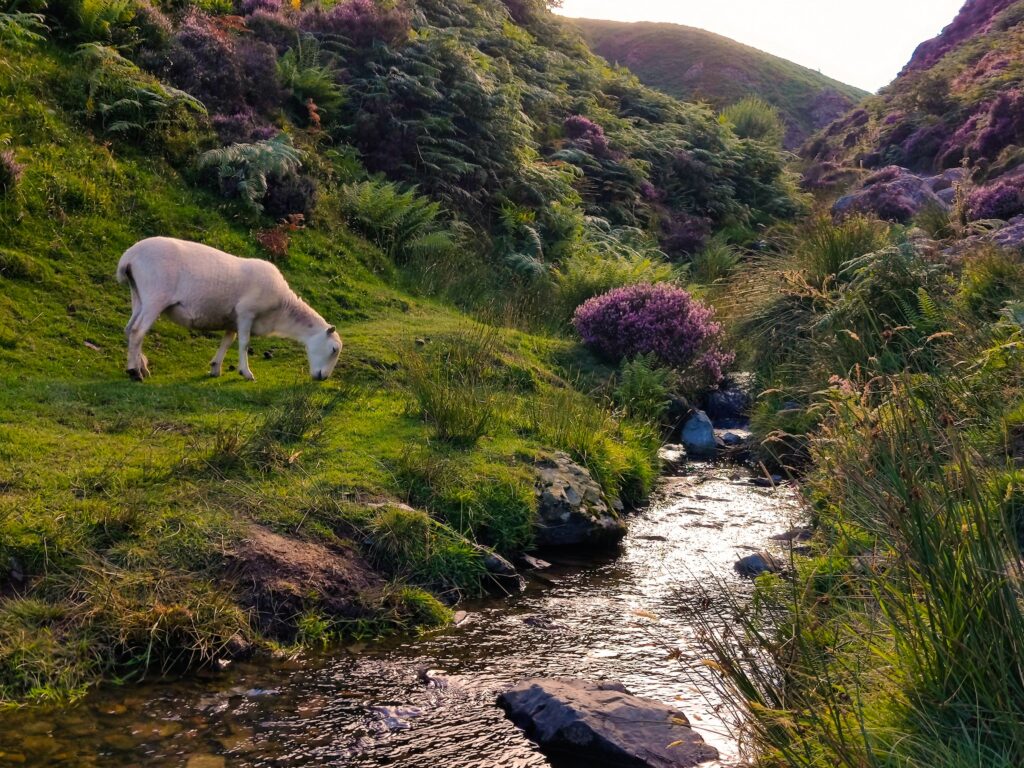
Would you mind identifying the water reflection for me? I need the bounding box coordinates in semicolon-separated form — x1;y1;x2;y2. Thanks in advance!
0;466;801;768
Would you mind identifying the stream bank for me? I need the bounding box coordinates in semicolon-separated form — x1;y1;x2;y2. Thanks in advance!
0;461;802;768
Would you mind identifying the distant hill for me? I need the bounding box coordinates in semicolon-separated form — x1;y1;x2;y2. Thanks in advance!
570;18;869;149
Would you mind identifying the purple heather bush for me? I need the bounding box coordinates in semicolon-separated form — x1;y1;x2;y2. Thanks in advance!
967;175;1024;220
160;12;283;118
573;283;733;383
661;211;710;257
0;150;24;195
563;115;613;158
240;0;282;14
211;110;279;144
301;0;411;48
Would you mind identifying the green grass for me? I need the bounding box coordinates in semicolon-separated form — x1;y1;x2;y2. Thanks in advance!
0;42;659;705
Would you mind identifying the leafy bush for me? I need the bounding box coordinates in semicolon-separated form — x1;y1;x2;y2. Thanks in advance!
197;134;305;214
339;179;457;262
573;283;733;384
73;42;205;139
300;0;411;48
277;35;344;123
613;354;673;422
720;96;784;145
551;224;675;320
794;213;889;288
0;150;24;195
0;11;47;48
564;114;613;158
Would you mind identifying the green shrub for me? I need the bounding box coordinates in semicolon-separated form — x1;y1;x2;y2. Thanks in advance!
551;224;676;321
957;247;1024;320
613;354;673;423
720;96;784;145
197;134;305;215
794;213;889;288
73;42;205;139
390;586;452;628
339;179;458;264
277;35;345;123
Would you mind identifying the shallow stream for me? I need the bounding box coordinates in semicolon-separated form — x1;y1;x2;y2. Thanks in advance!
0;465;801;768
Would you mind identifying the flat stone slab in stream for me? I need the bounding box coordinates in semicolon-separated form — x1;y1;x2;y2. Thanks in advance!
497;678;719;767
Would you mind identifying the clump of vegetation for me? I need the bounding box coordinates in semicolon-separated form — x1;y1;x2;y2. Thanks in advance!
721;96;785;145
197;134;306;214
404;328;500;446
573;283;733;384
613;354;674;422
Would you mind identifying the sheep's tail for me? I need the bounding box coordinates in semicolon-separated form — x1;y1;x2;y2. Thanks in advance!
116;253;134;288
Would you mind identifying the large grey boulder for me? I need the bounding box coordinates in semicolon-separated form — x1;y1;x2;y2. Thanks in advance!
833;166;947;223
498;678;718;768
534;453;625;547
681;410;717;459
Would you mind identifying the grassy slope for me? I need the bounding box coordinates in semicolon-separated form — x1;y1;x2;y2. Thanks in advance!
0;43;656;704
570;18;868;148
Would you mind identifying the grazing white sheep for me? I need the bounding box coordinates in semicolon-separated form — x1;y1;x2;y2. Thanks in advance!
116;237;342;382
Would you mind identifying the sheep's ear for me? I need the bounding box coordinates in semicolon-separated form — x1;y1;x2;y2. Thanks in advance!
326;325;336;335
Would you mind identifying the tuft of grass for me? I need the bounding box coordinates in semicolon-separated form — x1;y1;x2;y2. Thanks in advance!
365;505;487;598
404;327;501;446
720;96;785;145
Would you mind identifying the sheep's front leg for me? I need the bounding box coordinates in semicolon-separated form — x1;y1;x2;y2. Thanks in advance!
126;305;161;381
210;331;235;378
236;318;256;382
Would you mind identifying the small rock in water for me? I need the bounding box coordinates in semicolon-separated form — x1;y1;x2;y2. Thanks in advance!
749;475;783;488
519;553;551;570
657;444;688;472
769;526;812;542
416;667;450;688
735;551;783;577
681;411;717;459
523;615;562;631
371;705;424;732
720;432;745;447
453;610;469;626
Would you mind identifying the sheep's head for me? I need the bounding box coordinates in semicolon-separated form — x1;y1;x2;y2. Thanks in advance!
308;325;342;381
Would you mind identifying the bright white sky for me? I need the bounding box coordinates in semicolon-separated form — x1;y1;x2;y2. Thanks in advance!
555;0;966;92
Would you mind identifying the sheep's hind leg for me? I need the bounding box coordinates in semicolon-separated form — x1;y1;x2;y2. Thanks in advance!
126;305;161;381
236;318;256;382
210;331;235;378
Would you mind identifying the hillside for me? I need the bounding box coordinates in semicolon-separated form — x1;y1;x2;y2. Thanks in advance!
571;18;868;149
0;0;805;704
805;0;1024;220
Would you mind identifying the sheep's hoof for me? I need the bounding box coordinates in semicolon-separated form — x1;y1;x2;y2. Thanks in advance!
239;369;255;382
209;365;222;378
139;355;151;378
126;368;143;382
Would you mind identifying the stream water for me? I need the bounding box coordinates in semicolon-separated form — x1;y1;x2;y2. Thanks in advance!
0;464;802;768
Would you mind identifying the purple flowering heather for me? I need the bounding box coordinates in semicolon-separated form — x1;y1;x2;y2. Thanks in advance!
240;0;282;14
573;283;733;382
967;176;1024;220
564;115;612;158
301;0;411;48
